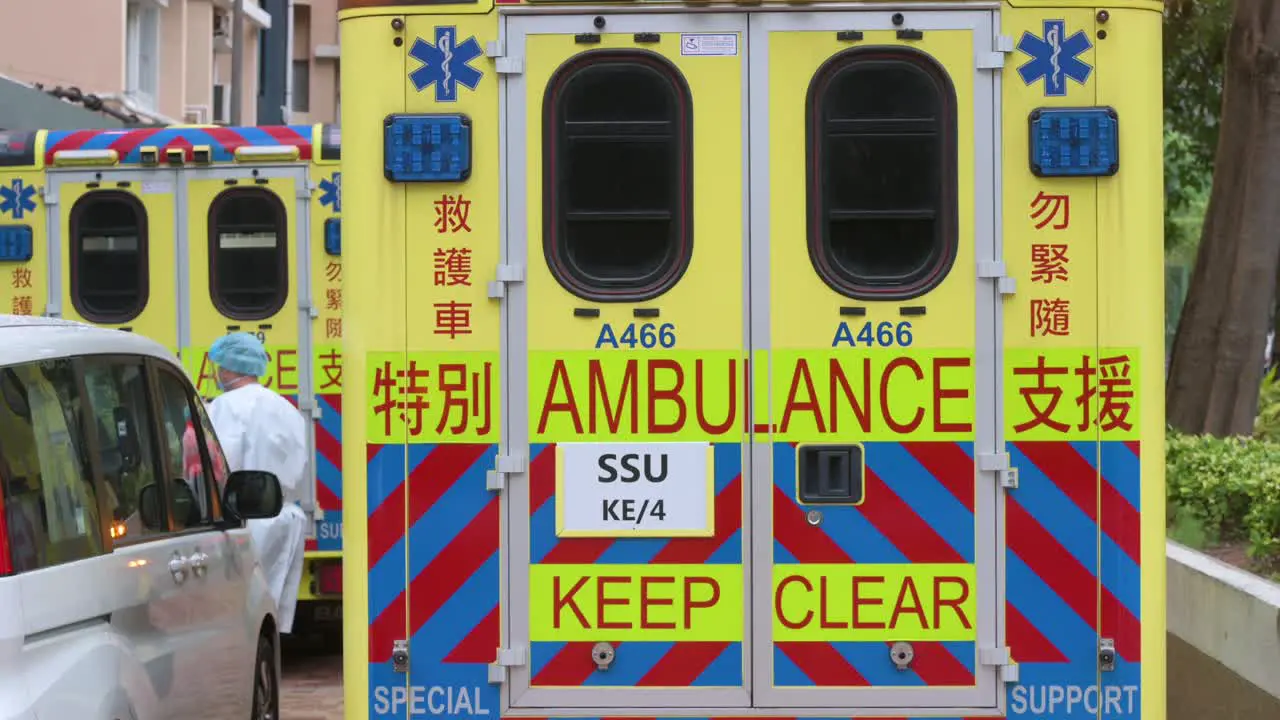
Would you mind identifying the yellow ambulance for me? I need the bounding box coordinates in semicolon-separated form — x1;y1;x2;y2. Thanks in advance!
340;0;1166;718
0;123;346;630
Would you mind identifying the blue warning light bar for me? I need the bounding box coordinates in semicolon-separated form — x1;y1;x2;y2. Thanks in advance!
324;218;341;256
1029;107;1119;178
0;225;33;262
383;114;472;183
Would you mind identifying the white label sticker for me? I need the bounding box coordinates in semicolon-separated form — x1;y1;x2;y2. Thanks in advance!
557;442;713;537
141;181;172;195
680;33;738;57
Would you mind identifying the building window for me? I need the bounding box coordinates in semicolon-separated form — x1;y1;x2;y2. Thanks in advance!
70;192;149;323
292;60;311;113
543;50;693;302
806;47;958;300
208;188;288;320
125;0;161;110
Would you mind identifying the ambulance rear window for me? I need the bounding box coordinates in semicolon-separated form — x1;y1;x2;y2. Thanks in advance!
807;48;958;300
543;50;693;301
208;188;287;320
69;192;149;323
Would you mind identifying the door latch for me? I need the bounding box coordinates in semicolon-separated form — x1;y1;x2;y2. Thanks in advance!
392;639;410;674
1099;638;1117;672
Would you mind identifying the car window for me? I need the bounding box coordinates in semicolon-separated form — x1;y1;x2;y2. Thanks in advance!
188;389;230;497
81;357;165;542
154;369;217;531
0;359;104;574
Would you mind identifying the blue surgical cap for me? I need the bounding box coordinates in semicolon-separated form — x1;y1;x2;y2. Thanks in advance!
209;332;269;377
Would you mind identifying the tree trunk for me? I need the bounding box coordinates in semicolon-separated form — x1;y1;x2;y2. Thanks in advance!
1167;1;1280;436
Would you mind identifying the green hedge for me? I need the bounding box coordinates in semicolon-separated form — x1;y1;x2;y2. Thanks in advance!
1166;430;1280;568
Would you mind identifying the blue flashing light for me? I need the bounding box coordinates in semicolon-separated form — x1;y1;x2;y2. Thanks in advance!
0;225;33;262
1029;107;1119;178
384;114;472;183
324;218;341;256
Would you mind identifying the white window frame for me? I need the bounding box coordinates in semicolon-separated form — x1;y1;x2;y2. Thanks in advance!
125;0;163;111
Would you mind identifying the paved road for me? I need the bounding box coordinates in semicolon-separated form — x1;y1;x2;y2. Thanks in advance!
281;633;344;719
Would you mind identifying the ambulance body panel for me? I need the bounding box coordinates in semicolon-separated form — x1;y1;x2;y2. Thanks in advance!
342;1;1164;718
0;124;346;612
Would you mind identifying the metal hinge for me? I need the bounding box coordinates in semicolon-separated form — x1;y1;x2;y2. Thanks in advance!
486;40;523;75
486;453;527;492
488;646;527;684
978;451;1019;489
297;178;313;200
41;186;57;207
977;260;1017;296
980;646;1019;683
487;263;526;299
978;34;1014;70
300;299;320;319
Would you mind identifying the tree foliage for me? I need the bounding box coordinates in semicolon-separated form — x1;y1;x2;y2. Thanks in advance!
1166;0;1280;437
1163;0;1232;252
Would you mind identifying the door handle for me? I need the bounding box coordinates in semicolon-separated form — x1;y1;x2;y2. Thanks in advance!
168;552;190;584
189;550;209;578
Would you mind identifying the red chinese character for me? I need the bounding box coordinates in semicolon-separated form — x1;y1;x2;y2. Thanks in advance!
326;288;342;311
371;362;402;437
325;261;342;283
433;194;472;234
318;349;343;391
10;296;31;315
401;361;431;437
326;318;342;339
1074;355;1097;431
434;302;472;339
436;362;493;436
1030;298;1071;337
433;247;473;287
1030;191;1070;230
1030;244;1069;284
1098;355;1134;431
11;267;31;289
1012;355;1070;433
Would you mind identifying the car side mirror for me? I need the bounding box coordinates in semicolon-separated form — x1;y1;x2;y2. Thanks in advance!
138;483;165;531
222;470;284;521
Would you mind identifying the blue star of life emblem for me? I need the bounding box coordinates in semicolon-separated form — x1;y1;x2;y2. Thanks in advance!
319;172;341;213
408;26;484;103
0;179;36;220
1017;20;1093;97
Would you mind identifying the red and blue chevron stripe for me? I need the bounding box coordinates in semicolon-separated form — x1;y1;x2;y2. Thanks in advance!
366;443;502;718
772;441;979;688
43;125;314;165
530;442;744;688
1003;440;1142;720
313;393;343;552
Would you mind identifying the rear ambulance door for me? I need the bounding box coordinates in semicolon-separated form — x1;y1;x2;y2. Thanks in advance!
45;169;180;350
749;9;1004;712
181;166;317;517
504;12;750;709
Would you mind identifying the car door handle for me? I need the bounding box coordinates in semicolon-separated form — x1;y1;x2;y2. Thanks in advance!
189;550;209;578
168;552;190;584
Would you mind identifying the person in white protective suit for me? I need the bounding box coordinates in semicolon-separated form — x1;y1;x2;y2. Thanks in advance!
206;332;309;633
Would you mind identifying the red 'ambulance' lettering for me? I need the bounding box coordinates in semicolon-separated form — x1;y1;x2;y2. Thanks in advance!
780;357;973;435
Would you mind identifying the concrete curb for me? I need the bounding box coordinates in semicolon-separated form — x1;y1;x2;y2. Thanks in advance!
1166;540;1280;699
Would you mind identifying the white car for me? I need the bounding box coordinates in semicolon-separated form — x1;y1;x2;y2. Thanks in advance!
0;316;284;720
